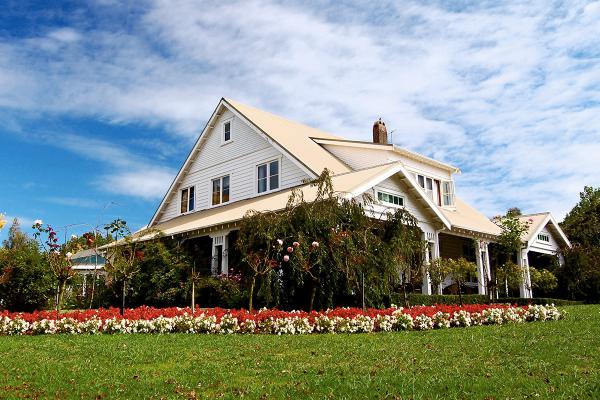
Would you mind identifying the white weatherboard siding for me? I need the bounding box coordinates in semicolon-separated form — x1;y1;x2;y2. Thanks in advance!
157;110;310;224
528;226;561;255
322;144;453;181
368;175;437;233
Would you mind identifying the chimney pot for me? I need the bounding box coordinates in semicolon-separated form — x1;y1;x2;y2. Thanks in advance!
373;118;388;144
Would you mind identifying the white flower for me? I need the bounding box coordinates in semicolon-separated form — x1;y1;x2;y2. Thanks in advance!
66;252;73;259
71;234;78;239
312;241;319;248
34;219;43;226
276;239;283;246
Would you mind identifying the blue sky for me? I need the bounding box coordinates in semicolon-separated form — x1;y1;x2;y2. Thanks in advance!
1;0;599;242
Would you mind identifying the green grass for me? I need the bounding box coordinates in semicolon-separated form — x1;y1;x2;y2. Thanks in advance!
1;305;599;399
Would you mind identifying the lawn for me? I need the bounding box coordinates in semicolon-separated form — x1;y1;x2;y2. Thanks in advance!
1;305;599;399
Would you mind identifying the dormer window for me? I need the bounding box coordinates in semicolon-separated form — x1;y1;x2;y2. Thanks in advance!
442;181;455;206
257;159;279;193
180;186;195;214
416;174;434;201
223;120;232;143
538;233;550;242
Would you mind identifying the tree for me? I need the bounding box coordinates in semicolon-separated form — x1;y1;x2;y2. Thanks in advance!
446;258;478;306
529;267;558;294
427;257;451;296
495;260;523;297
32;220;78;311
558;186;600;301
103;219;160;314
0;219;53;311
491;211;531;298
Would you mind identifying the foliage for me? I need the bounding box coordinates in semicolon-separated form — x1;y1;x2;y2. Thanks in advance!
427;258;452;294
236;169;425;311
102;219;160;313
495;260;524;297
494;212;531;256
32;220;79;311
194;275;245;309
445;258;478;305
558;186;600;302
0;213;6;230
0;219;53;311
529;267;558;294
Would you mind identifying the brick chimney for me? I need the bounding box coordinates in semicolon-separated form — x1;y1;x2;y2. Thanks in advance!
373;118;388;144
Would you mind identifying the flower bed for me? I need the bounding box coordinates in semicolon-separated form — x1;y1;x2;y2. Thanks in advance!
0;304;563;335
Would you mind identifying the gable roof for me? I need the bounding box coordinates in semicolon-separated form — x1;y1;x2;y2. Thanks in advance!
149;98;351;227
519;212;571;248
224;99;350;176
313;138;460;174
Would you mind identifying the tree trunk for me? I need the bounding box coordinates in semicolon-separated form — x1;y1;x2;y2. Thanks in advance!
309;277;318;312
89;271;97;310
120;280;126;316
56;280;67;312
402;283;410;308
248;275;256;312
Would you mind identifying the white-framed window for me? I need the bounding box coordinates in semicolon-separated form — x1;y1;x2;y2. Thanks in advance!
222;120;232;144
211;175;230;205
538;233;550;242
377;191;404;207
442;181;455;206
257;159;280;193
180;186;195;214
416;174;434;201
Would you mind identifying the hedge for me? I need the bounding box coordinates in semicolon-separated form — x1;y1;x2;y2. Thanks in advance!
392;294;583;307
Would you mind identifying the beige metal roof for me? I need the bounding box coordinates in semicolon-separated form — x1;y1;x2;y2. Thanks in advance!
440;197;502;237
224;99;350;176
518;213;571;247
149;163;399;238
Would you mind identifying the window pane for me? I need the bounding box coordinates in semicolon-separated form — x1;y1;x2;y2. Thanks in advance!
378;192;383;201
418;175;425;188
180;188;188;213
426;178;433;190
258;178;267;193
212;179;221;205
224;121;231;141
188;186;195;211
222;176;230;203
258;164;267;179
269;160;279;176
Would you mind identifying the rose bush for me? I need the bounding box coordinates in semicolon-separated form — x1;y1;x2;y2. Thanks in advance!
0;304;563;336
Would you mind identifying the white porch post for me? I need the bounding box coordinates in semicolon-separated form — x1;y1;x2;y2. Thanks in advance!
475;241;486;295
222;234;229;275
421;232;432;295
518;249;532;298
483;243;492;297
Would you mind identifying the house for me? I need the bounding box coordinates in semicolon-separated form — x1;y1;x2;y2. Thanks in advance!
70;248;106;295
144;98;569;298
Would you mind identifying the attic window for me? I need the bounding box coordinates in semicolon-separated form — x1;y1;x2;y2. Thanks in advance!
538;233;550;242
180;186;195;214
416;174;434;201
223;120;232;143
377;191;404;207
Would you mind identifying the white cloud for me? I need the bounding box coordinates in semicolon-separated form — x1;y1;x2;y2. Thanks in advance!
0;0;599;217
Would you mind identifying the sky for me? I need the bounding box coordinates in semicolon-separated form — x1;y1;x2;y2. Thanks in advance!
1;0;599;242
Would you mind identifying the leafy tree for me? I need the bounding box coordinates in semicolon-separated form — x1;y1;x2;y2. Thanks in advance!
495;261;523;297
32;221;79;311
529;267;558;294
559;186;600;301
0;219;53;311
427;257;451;296
491;211;531;298
446;258;478;306
103;219;160;314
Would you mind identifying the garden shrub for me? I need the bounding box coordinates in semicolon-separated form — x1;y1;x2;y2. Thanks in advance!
396;294;489;306
195;276;246;309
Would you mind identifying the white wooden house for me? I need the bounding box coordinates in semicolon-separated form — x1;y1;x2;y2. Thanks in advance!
143;98;569;298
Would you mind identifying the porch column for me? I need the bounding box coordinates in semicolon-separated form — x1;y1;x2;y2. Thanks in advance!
517;249;532;298
475;241;486;295
421;232;432;295
483;243;492;297
433;232;442;295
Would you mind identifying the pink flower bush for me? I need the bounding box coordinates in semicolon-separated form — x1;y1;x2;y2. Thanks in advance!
0;304;563;336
